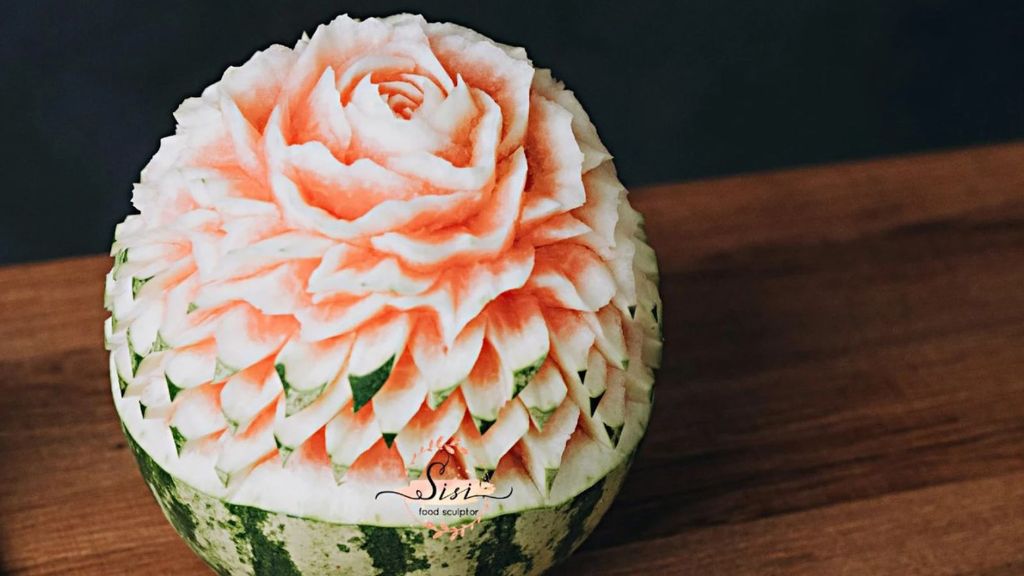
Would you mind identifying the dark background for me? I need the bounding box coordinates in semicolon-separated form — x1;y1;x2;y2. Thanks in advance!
1;0;1022;264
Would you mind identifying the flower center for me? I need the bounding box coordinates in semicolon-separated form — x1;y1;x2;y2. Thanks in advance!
375;74;426;119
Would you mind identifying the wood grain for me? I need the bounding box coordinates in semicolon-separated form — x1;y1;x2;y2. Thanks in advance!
2;143;1023;575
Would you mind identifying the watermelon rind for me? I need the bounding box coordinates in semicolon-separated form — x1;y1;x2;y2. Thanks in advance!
350;355;396;413
123;423;634;576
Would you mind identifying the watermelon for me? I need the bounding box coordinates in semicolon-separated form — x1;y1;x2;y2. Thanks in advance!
107;13;661;576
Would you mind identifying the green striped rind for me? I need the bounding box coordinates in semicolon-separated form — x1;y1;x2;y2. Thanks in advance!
123;425;630;576
277;364;328;416
427;383;458;409
350;355;395;413
511;355;546;399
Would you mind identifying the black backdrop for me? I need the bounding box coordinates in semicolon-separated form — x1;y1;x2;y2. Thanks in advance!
2;0;1022;263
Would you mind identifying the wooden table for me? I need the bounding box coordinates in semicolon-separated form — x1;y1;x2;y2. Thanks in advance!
2;143;1023;575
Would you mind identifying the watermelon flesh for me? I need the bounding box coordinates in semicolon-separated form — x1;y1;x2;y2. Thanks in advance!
107;13;661;576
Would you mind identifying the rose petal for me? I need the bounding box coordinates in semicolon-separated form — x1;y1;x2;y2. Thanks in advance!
267;100;485;239
573;161;624;258
378;79;423;103
372;147;526;267
336;54;417;100
520;95;586;226
345;74;445;157
194;260;316;316
532;68;612;173
218;214;286;256
380;15;454;92
295;293;390;342
371;354;427;440
281;16;393;109
420;75;476;142
219;44;296;131
410;316;486;404
382;87;497;190
291;66;352;159
287;139;420;219
526;244;616;311
427;243;535;344
308;244;435;299
206;231;335;282
520;213;591;247
270;164;481;241
401;73;446;117
214;304;298;373
425;21;534;159
283;15;452;119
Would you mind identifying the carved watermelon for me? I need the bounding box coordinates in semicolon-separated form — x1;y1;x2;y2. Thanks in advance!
106;13;661;576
